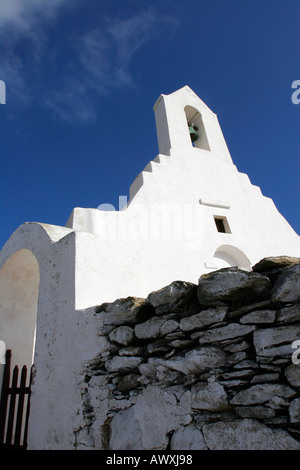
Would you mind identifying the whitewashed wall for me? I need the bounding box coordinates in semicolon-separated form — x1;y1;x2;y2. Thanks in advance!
0;86;299;449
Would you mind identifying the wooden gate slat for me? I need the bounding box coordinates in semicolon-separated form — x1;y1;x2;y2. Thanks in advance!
5;365;19;445
14;365;27;446
0;350;32;450
22;365;33;450
0;349;11;445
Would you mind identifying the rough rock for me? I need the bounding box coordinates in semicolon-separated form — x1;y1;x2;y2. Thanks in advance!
223;340;250;353
146;340;171;355
135;316;178;339
240;309;276;324
202;419;300;450
105;356;142;374
144;346;228;376
191;382;229;411
109;386;191;450
179;306;227;332
95;297;148;325
252;256;300;273
276;304;300;324
197;267;270;307
230;383;296;406
284;364;300;387
250;373;280;384
183;347;228;374
108;406;144;450
254;325;300;358
119;346;144;356
235;406;275;419
226;300;272;320
289;397;300;423
221;369;255;380
155;366;183;384
170;424;208;450
146;281;197;315
117;374;141;393
271;264;300;303
109;326;134;345
197;323;255;345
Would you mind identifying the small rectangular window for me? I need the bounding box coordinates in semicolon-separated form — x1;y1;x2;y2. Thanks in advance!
214;216;231;233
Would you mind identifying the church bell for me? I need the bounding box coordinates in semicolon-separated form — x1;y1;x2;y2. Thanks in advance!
188;121;199;143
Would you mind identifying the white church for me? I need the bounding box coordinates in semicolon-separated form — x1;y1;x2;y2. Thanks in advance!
0;86;299;449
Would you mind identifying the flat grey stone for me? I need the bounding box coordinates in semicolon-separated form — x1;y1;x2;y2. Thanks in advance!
170;424;208;450
146;281;197;315
117;374;141;393
168;339;194;348
223;340;250;353
109;326;134;345
135;316;178;340
234;360;258;369
272;264;300;303
202;419;300;450
109;386;191;450
276;304;300;324
253;256;300;273
227;351;249;365
227;300;272;320
179;306;227;332
289;398;300;423
240;309;276;324
254;325;300;358
197;267;270;306
221;369;255;380
191;382;229;411
250;373;280;384
96;296;146;325
284;364;300;387
230;383;296;406
235;406;275;419
105;356;142;373
119;346;144;356
219;379;248;388
146;346;228;375
183;346;228;374
198;323;255;345
146;340;170;355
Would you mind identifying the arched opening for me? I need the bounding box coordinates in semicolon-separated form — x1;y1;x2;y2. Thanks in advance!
213;245;251;271
184;105;210;151
0;249;40;371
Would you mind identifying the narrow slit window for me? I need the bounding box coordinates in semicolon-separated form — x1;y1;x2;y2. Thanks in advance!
214;216;231;233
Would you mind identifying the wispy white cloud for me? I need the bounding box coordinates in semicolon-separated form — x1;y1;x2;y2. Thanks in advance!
0;0;70;30
46;9;176;122
0;0;72;107
0;4;176;122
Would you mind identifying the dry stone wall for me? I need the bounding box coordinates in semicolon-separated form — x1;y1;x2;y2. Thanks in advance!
77;256;300;450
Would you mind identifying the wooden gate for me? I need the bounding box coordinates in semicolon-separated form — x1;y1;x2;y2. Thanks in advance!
0;350;33;450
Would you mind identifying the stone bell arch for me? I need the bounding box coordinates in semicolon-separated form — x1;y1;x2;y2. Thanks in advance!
184;105;210;151
153;85;232;162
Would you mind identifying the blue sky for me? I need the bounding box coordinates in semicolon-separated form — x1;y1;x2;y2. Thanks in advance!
0;0;299;250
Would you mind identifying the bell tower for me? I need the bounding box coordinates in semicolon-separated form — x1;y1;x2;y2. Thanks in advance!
153;85;232;163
